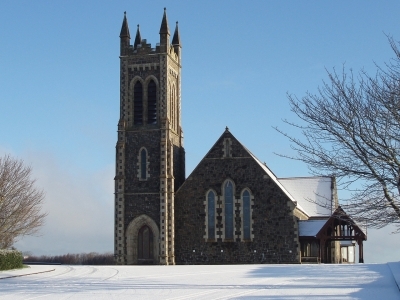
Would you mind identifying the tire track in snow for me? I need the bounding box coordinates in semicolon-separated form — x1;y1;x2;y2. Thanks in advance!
163;275;289;300
0;266;74;300
100;267;120;281
1;266;101;300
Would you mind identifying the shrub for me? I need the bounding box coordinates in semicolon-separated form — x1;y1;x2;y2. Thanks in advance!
0;249;23;270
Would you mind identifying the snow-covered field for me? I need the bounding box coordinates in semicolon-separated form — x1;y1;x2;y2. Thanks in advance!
1;263;399;299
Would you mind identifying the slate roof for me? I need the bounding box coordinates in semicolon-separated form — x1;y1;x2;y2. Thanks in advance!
298;220;327;237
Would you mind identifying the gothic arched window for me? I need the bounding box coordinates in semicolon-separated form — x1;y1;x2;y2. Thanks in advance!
140;148;147;179
207;191;215;240
242;190;251;240
134;81;143;125
147;80;157;124
224;180;234;240
171;84;176;130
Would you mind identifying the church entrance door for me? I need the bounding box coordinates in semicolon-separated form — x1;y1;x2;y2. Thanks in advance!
137;225;154;264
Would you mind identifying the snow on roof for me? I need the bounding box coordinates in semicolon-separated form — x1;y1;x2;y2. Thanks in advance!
298;220;327;237
241;146;308;216
278;177;333;217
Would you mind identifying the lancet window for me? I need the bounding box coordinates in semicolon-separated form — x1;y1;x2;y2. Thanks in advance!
134;81;143;125
204;182;253;242
242;190;251;240
224;180;234;240
138;148;149;180
207;191;215;240
170;84;176;131
147;80;157;124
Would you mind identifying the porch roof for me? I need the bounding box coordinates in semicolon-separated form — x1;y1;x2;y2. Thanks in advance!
316;206;367;241
298;220;327;237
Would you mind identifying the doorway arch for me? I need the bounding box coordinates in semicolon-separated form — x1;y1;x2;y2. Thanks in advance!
126;214;159;264
138;225;154;264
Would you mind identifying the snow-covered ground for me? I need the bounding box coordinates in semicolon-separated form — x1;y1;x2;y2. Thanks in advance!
0;263;399;299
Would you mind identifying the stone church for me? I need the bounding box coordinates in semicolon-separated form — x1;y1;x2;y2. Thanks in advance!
114;9;366;265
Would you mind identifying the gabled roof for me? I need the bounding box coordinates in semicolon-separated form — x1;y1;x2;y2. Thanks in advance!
178;128;308;216
299;207;367;240
278;177;335;217
316;206;367;240
242;145;308;216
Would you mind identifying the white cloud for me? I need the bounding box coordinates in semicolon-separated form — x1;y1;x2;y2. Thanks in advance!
12;150;114;256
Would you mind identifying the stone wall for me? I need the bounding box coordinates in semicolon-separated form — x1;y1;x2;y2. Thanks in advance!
124;130;161;255
175;131;299;264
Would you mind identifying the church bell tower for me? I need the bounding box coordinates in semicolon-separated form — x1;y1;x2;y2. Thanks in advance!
114;9;184;265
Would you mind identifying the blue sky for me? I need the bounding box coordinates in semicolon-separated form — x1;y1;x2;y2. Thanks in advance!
1;1;400;262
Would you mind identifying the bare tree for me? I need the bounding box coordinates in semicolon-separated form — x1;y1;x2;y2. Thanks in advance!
275;37;400;230
0;155;46;248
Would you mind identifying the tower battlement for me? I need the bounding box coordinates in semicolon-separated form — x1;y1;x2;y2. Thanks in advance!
120;9;181;62
123;42;180;62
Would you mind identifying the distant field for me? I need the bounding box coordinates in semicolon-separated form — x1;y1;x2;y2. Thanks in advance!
0;263;399;299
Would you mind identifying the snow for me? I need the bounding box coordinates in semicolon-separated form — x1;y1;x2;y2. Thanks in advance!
241;145;308;215
0;263;399;299
279;177;334;217
388;262;400;291
298;220;327;237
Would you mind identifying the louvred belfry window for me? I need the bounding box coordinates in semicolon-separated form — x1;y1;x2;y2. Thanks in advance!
134;81;143;125
147;80;157;124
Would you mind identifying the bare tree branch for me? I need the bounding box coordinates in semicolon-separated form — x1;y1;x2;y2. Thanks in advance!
275;37;400;231
0;155;47;248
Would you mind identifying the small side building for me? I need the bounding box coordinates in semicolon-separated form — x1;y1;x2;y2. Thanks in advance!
279;177;366;263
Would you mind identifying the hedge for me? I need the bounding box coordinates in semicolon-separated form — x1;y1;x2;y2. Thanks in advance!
0;250;23;271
